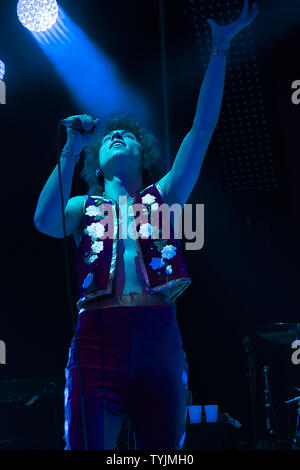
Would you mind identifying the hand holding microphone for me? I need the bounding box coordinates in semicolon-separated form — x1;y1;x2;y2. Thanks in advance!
61;114;101;156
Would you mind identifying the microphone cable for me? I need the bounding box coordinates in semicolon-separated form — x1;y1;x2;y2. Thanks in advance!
56;121;88;450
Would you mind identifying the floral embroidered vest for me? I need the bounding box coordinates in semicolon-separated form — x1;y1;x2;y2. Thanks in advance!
75;183;191;310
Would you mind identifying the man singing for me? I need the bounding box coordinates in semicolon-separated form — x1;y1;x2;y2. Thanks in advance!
34;1;258;450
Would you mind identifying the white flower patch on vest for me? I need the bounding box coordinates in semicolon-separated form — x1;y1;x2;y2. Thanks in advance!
142;193;156;205
161;244;177;260
91;240;104;254
86;222;105;239
139;223;154;238
85;205;103;217
165;265;173;275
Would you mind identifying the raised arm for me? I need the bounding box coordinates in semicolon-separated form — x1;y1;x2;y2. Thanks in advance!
33;115;100;238
159;0;259;206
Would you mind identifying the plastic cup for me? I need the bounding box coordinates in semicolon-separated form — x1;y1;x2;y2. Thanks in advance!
204;404;219;423
188;405;202;423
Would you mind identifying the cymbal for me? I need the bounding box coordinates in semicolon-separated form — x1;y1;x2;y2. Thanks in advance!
259;323;300;345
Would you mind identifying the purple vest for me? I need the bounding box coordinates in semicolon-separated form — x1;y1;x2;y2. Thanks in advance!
75;183;191;310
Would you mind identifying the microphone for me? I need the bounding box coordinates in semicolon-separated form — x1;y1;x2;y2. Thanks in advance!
243;336;254;355
243;336;256;447
263;365;272;433
60;117;96;134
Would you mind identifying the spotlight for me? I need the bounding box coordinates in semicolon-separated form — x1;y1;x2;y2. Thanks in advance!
17;0;58;32
0;60;5;81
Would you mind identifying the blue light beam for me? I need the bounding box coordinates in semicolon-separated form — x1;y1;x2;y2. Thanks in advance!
30;6;151;122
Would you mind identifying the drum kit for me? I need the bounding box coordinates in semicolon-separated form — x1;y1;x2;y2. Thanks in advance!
258;322;300;449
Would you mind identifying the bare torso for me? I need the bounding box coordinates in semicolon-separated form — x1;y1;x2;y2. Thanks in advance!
73;195;169;299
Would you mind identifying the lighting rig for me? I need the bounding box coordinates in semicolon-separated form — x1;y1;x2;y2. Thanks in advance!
187;0;279;193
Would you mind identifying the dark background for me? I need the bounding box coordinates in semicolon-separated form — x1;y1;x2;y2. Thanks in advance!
0;0;300;446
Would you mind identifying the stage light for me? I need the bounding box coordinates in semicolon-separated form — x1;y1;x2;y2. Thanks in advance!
0;60;5;81
17;0;58;32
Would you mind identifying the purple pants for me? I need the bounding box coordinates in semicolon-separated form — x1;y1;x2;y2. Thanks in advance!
64;304;189;450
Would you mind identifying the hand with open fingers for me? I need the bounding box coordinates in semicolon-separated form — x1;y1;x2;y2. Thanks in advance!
207;0;259;46
65;114;101;156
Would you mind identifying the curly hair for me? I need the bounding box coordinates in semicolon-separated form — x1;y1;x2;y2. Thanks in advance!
80;113;163;195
